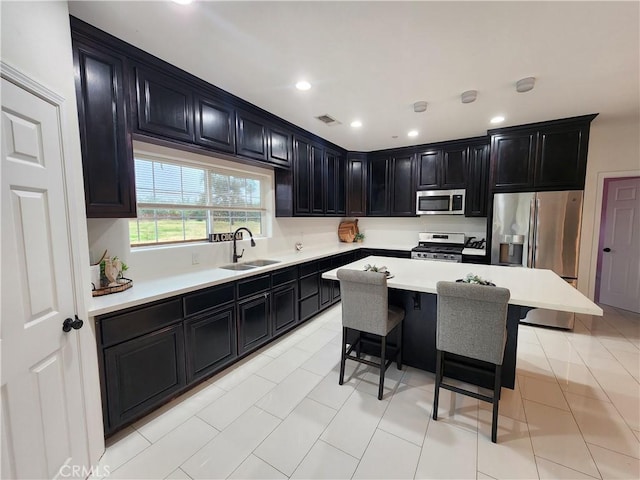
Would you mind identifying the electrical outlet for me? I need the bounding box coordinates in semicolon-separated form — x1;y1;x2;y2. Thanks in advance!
191;253;200;265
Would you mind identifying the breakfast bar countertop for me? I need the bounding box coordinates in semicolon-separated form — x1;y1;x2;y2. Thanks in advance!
323;256;603;316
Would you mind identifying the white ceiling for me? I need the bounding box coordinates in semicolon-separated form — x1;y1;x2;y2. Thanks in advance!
68;1;640;152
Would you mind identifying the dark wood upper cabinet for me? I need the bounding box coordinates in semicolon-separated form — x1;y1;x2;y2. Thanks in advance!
367;155;390;216
235;109;268;161
194;94;235;153
267;126;292;168
324;149;346;216
417;146;466;190
417;150;441;189
465;143;490;217
489;115;596;192
441;145;467;188
135;65;194;142
390;154;416;216
535;124;589;189
347;154;367;217
293;136;311;215
72;39;136;218
311;144;325;214
490;132;537;189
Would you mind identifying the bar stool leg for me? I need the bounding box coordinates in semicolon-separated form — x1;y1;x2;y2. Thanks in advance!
339;327;347;385
491;364;502;443
397;323;403;370
378;335;386;400
433;350;442;420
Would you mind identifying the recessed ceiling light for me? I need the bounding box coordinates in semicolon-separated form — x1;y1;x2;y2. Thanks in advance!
350;120;362;128
490;116;505;124
295;81;311;91
172;0;193;5
408;130;419;137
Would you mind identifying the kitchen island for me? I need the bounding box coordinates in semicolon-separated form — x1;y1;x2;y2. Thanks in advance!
323;256;602;389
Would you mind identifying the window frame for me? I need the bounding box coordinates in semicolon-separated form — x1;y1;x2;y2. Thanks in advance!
130;152;269;247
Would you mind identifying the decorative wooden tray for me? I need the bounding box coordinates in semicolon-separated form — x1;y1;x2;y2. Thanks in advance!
92;278;133;297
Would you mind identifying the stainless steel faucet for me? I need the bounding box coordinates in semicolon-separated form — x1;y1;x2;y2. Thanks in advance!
232;227;256;263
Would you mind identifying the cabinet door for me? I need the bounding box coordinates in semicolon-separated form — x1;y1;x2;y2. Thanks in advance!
293;137;311;215
490;132;536;190
267;126;292;168
535;124;588;189
104;324;185;430
465;144;490;217
194;94;235;153
417;150;441;189
390;154;416;216
236;110;268;161
135;66;194;142
336;155;347;215
367;156;390;216
73;41;136;218
237;293;271;355
272;283;298;335
184;305;236;383
325;150;338;215
311;143;325;214
441;146;467;188
347;155;367;216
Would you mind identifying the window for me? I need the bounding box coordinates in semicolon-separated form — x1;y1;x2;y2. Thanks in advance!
129;156;266;246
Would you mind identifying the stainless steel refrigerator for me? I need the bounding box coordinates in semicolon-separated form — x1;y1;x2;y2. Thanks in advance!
491;190;584;329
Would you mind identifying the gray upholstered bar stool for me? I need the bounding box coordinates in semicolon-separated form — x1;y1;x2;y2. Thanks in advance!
336;269;404;400
433;281;510;443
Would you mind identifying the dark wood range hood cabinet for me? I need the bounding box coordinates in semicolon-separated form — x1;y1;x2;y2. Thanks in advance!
71;16;596;220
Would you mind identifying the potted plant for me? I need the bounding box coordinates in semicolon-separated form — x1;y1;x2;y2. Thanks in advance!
354;232;365;243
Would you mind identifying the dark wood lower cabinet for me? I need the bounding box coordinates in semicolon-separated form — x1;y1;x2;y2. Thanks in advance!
272;283;298;335
184;305;236;383
103;324;185;429
98;248;408;436
237;293;271;355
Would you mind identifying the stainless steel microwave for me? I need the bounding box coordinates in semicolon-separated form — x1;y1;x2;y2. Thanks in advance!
416;189;465;215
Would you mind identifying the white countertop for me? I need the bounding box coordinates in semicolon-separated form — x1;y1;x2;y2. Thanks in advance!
323;256;603;316
89;242;415;317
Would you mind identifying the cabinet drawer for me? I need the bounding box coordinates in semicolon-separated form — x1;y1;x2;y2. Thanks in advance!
272;266;297;288
299;261;318;277
100;299;183;347
299;274;319;299
318;258;332;272
183;283;235;317
237;274;270;299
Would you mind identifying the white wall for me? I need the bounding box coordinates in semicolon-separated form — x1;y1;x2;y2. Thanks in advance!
1;0;103;465
578;115;640;298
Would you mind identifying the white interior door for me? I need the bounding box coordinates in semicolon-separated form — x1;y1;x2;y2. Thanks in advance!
1;78;90;478
599;177;640;313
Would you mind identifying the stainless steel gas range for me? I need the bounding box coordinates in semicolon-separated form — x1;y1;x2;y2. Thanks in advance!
411;232;466;263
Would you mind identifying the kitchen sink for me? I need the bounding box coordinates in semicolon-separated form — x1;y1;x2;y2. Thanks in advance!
219;264;258;271
244;259;281;267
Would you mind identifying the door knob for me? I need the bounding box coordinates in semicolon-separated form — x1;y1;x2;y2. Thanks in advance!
603;247;611;252
63;315;84;332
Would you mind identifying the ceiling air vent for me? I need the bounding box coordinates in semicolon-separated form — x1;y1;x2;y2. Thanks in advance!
315;114;341;126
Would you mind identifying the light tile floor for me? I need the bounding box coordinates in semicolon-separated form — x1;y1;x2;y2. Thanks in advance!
95;304;640;479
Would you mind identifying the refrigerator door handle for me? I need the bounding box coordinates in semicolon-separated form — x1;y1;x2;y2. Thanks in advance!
527;198;536;267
